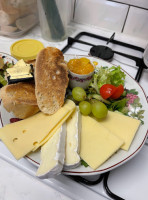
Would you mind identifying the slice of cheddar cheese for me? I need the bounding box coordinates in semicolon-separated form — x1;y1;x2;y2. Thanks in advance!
80;115;124;170
32;107;74;152
0;100;75;160
96;111;141;151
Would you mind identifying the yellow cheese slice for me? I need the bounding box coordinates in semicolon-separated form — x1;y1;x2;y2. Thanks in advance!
0;100;75;160
96;111;141;151
80;115;124;170
32;108;74;151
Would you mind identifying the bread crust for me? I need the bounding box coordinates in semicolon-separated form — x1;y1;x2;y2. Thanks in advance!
35;47;69;115
0;82;39;119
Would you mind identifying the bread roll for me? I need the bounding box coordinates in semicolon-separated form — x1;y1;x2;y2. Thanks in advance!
0;10;18;26
0;25;17;33
16;14;37;31
0;82;39;119
35;47;69;115
0;0;37;15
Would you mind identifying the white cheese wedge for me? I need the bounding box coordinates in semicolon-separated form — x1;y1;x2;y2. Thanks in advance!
36;123;66;178
80;115;124;170
96;111;141;151
0;100;75;159
64;107;81;170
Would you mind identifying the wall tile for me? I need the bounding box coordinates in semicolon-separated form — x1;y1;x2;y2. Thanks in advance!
123;7;148;40
107;0;148;9
73;0;129;32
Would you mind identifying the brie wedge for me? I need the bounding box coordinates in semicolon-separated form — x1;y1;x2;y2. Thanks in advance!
64;107;81;169
36;123;66;178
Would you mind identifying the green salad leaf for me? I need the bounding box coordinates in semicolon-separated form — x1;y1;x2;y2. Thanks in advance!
107;98;128;112
0;75;7;86
81;160;89;167
88;66;126;94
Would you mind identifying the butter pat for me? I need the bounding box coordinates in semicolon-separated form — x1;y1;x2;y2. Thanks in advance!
36;123;66;178
80;115;124;170
97;111;141;151
0;100;75;160
64;107;81;169
6;59;33;79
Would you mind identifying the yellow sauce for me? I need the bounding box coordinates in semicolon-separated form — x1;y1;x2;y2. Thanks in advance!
67;57;94;75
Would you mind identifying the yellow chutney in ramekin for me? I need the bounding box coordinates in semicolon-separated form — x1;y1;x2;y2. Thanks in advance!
67;57;95;89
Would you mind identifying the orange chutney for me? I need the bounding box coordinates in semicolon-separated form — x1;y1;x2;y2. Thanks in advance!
67;57;94;75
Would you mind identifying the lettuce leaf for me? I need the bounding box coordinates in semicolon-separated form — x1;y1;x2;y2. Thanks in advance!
89;66;126;94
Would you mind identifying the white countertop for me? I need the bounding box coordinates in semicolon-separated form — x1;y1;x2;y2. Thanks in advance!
0;23;147;200
0;158;71;200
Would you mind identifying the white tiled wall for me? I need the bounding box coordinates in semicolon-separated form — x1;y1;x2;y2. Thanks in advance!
123;7;148;40
73;0;128;32
72;0;148;40
108;0;148;9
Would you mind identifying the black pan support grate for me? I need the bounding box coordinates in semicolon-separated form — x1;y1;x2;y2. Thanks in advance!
62;31;148;82
62;31;146;199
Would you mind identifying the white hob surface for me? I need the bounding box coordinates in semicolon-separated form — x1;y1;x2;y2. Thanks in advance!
0;23;148;200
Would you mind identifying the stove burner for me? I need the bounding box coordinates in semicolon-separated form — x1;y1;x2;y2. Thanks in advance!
90;45;114;61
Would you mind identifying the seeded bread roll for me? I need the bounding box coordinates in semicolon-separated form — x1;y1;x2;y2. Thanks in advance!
0;82;39;119
35;47;69;115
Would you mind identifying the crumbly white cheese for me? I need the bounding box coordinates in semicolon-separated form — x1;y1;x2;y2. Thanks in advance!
36;123;66;178
64;107;81;170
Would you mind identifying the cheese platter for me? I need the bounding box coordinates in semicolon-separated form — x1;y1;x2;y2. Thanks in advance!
0;53;147;177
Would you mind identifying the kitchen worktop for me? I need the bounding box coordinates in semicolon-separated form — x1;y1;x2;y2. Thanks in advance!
0;23;147;200
0;158;71;200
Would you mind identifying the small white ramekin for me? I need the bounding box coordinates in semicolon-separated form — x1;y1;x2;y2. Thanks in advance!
68;69;95;89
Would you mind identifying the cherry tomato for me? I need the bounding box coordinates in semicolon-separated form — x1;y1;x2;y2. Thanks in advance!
100;84;117;99
110;85;124;99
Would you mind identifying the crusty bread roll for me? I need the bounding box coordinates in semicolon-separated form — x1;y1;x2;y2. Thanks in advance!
16;14;37;31
0;10;18;26
0;0;37;15
0;25;17;33
0;82;39;119
35;47;69;115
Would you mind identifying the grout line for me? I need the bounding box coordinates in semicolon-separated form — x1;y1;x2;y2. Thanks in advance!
121;5;130;33
107;0;148;10
73;0;77;20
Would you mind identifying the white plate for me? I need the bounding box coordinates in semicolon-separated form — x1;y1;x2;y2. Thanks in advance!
0;55;148;176
0;52;17;66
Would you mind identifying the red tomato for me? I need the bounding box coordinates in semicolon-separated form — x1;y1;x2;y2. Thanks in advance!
110;85;124;99
100;84;117;99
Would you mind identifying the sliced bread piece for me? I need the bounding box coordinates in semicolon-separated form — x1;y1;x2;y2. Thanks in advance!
35;47;69;115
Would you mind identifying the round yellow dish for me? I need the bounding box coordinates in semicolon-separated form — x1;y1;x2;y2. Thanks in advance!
10;39;44;61
67;57;94;75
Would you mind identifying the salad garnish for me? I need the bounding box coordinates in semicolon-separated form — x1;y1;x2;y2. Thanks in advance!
0;56;14;87
85;65;145;124
89;66;126;94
